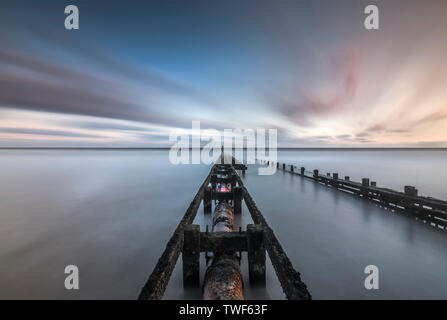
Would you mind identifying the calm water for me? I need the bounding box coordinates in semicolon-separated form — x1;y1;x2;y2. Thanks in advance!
0;149;446;299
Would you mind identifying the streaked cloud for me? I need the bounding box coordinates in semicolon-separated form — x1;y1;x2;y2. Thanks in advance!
1;0;447;147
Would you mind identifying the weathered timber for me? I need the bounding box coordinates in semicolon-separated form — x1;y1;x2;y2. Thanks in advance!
200;231;248;252
232;167;312;300
137;171;212;300
213;191;233;202
274;161;447;229
204;186;212;214
141;154;312;300
247;224;266;284
233;186;243;215
182;224;200;288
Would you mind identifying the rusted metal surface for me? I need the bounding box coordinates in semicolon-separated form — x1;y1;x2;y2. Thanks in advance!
203;255;244;300
203;184;245;300
212;201;234;232
139;155;312;300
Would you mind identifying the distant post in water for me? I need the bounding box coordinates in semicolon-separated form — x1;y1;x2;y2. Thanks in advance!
404;186;418;196
362;178;370;187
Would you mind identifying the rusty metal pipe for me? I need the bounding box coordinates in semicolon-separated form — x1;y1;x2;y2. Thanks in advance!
203;184;244;300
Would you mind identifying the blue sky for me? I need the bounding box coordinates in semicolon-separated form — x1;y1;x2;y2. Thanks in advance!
1;0;447;147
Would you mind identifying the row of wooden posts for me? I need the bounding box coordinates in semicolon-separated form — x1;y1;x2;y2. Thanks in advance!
259;159;447;230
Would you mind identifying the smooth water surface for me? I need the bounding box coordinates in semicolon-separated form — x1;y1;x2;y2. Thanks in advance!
0;149;446;299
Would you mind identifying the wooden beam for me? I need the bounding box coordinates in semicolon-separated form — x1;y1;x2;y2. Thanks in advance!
247;224;266;285
137;171;212;300
200;231;247;252
182;224;200;288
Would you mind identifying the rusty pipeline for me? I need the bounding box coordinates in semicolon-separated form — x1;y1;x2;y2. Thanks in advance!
203;184;244;300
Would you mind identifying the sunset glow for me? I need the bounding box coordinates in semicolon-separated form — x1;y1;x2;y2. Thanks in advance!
1;0;447;147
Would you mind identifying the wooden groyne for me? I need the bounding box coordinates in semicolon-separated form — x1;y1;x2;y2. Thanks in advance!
138;155;311;300
260;160;447;230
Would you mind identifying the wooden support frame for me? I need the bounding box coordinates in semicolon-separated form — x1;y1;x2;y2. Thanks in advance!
247;224;266;285
204;186;212;214
200;231;248;252
137;169;212;300
233;186;243;215
182;224;200;288
139;157;312;301
212;191;233;201
278;162;447;229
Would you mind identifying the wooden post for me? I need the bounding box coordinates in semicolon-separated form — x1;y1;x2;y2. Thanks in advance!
361;178;370;198
231;174;236;190
183;224;200;288
233;186;242;215
290;165;294;173
211;175;216;190
404;186;418;196
204;186;212;214
247;224;266;285
333;173;339;180
301;167;305;175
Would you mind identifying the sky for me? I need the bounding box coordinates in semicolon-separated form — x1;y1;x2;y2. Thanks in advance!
1;0;447;147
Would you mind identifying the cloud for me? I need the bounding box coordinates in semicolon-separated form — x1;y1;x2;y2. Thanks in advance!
0;28;218;131
366;123;387;132
355;132;370;137
336;134;351;140
269;48;362;126
0;127;103;139
413;111;447;126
